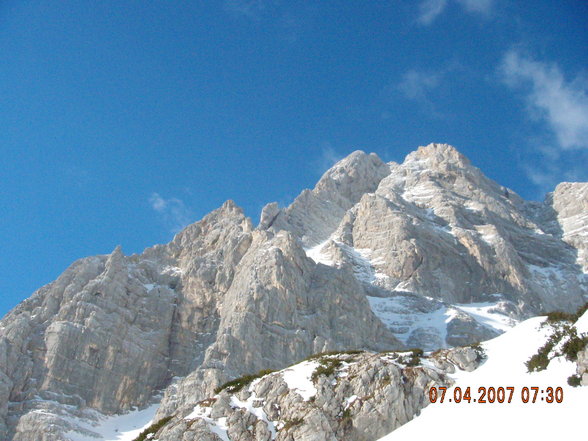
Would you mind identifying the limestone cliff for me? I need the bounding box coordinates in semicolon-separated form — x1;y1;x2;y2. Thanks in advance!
0;144;586;440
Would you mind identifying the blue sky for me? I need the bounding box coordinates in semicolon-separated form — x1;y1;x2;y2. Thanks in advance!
1;0;587;317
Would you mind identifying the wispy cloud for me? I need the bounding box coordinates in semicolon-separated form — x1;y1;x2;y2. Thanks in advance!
394;66;459;117
312;143;344;176
499;50;588;195
418;0;448;25
223;0;270;20
456;0;493;14
398;69;442;104
500;50;588;151
149;193;192;233
417;0;493;25
523;155;588;196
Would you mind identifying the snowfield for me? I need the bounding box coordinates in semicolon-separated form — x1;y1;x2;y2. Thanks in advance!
379;313;588;440
65;403;159;441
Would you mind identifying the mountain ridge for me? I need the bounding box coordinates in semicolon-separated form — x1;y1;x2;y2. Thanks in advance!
1;143;586;440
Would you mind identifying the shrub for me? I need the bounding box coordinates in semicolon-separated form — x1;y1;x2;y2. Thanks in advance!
526;350;550;372
404;348;423;367
544;302;588;323
469;342;482;351
525;328;563;372
567;375;581;387
340;407;352;421
546;311;575;323
281;417;304;431
468;342;486;361
311;358;343;383
409;348;424;357
561;333;588;362
214;369;275;394
574;302;588;321
304;350;363;361
526;315;588;372
133;416;173;441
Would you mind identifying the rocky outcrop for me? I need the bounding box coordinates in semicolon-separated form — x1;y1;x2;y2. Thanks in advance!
154;229;400;421
267;151;391;247
577;347;588;386
153;347;483;441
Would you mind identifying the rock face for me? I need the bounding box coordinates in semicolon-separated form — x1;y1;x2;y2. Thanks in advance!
153;348;482;441
0;144;586;440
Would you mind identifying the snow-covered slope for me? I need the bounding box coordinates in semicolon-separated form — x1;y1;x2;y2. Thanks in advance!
379;312;588;440
306;238;519;350
65;404;159;441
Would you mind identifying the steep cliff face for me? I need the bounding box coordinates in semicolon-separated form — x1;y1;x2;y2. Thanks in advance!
285;144;586;349
0;144;586;440
0;200;255;440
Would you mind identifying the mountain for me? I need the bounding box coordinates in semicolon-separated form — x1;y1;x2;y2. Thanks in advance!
0;143;586;441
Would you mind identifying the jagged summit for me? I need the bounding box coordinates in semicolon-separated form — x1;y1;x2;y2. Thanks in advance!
265;149;390;247
406;142;472;167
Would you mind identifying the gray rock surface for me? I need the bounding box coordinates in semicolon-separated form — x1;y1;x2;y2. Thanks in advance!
0;144;586;440
268;151;391;247
153;348;482;441
303;144;586;349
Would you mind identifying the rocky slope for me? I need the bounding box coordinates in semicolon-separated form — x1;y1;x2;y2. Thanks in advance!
0;143;586;440
150;346;483;441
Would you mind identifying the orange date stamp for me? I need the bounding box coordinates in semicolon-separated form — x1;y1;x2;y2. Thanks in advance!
428;386;564;404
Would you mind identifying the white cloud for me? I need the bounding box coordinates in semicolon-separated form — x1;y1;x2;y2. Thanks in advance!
398;69;441;102
395;68;453;118
223;0;271;20
418;0;448;25
500;50;588;150
417;0;493;25
523;156;588;197
149;193;192;233
456;0;493;14
312;144;344;176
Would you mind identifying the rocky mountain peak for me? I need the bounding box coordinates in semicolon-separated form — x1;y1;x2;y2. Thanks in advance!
173;199;251;247
103;245;124;275
316;150;389;192
266;150;390;247
406;143;471;167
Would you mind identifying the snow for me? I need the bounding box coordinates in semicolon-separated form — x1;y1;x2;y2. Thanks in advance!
281;360;319;401
304;241;334;265
341;244;385;284
576;310;588;334
65;404;159;441
367;295;456;348
230;390;277;439
186;376;279;440
402;183;437;205
185;405;230;441
368;294;517;350
475;225;500;246
345;395;358;408
453;301;516;332
528;263;566;281
378;315;588;440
